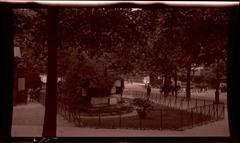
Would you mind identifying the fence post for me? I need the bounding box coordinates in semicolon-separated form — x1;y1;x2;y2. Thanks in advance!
214;103;217;120
180;110;183;128
156;94;158;103
208;104;211;118
181;99;183;109
175;96;177;104
78;112;81;127
163;96;167;105
139;118;142;130
169;96;171;107
98;110;101;127
160;108;163;130
119;108;122;128
203;100;206;117
191;108;194;128
203;103;206;120
200;106;203;121
159;94;162;104
223;104;225;119
213;102;216;119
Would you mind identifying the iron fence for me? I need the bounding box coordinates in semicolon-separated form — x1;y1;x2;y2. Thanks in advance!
123;90;222;110
38;88;225;130
57;96;225;130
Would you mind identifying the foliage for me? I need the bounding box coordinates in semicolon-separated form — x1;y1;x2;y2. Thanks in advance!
13;9;48;74
62;51;118;109
57;8;146;76
132;98;154;119
13;7;229;103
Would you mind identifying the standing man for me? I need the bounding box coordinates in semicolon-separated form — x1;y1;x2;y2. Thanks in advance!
120;79;125;102
147;84;151;100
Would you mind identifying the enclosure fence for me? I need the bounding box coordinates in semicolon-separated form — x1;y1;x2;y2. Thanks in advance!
52;89;225;130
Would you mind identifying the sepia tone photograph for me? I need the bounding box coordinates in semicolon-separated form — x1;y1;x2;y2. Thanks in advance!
11;6;230;137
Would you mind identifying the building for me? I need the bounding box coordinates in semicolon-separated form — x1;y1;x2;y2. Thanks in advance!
14;47;27;105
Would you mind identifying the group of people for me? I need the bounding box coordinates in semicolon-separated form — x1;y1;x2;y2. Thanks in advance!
145;82;182;100
28;87;41;102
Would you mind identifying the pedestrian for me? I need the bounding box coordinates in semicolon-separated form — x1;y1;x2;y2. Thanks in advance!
120;79;125;102
34;86;41;102
29;89;34;102
147;84;151;100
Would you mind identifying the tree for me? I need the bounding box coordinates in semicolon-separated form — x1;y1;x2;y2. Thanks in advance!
57;8;145;77
197;8;229;103
42;9;58;137
13;9;48;74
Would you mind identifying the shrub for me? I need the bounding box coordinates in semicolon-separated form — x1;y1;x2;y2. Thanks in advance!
61;57;118;112
132;98;154;119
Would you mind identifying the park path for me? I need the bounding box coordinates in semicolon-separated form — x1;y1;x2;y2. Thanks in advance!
12;102;73;127
12;102;74;136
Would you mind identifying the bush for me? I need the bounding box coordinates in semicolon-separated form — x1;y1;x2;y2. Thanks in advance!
61;58;118;112
132;98;154;119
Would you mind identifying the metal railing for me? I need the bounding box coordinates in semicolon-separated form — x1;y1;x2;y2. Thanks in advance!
123;90;216;110
56;95;225;130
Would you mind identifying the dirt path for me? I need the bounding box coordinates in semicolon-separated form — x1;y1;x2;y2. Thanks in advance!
12;102;74;130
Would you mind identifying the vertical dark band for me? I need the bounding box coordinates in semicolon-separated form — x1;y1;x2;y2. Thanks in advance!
0;7;14;142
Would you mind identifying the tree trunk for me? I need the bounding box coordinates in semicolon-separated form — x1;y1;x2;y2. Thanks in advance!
215;59;220;104
42;9;58;137
186;64;191;100
164;72;170;97
150;72;158;86
174;66;178;97
104;66;107;76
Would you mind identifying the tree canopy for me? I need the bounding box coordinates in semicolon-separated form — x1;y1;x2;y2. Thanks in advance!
13;7;229;90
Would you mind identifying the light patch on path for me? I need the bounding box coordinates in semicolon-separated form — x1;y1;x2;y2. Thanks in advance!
12;102;75;136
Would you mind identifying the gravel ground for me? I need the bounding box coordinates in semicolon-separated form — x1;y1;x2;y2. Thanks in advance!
12;102;74;127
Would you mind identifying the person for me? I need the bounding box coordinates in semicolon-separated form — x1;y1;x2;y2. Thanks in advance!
147;84;151;100
28;89;34;102
33;87;41;102
120;79;125;102
57;81;63;96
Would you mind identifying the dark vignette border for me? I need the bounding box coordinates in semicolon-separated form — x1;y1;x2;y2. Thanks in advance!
0;1;239;143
